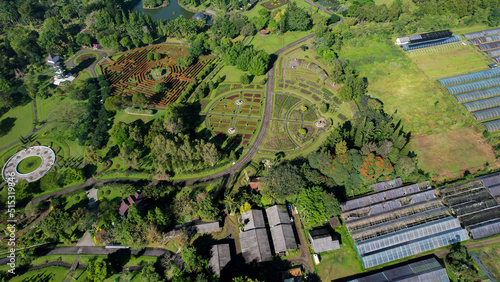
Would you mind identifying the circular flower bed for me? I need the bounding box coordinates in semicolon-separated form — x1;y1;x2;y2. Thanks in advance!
17;156;43;174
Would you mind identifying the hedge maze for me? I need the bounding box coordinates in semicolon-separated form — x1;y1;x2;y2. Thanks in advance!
101;44;218;106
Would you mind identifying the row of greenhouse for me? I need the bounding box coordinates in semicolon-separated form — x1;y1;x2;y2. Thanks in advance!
395;30;461;51
439;68;500;131
340;174;500;269
465;28;500;63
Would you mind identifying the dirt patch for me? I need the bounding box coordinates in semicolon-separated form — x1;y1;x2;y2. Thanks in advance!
411;127;498;182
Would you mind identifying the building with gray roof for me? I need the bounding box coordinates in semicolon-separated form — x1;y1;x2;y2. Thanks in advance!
309;227;340;253
239;228;272;263
348;257;449;282
242;209;266;231
208;244;231;276
266;205;291;227
186;221;220;234
270;224;297;253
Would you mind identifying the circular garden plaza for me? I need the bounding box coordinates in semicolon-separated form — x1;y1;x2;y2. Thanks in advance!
1;146;56;183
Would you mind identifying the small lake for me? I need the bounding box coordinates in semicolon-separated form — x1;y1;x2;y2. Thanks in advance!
133;0;195;22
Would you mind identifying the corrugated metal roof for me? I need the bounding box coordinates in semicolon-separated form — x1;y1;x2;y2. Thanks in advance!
208;244;231;275
239;229;272;263
242;210;266;231
266;205;291;227
270;224;297;253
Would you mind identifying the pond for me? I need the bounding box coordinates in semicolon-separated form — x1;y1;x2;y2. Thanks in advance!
133;0;195;22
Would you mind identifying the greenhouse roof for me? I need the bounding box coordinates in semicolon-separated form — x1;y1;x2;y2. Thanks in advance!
342;190;439;221
482;118;500;131
463;95;500;111
454;86;500;103
438;68;500;87
341;181;431;212
478;42;500;51
356;225;468;268
470;35;500;45
348;257;449;282
463;28;500;40
371;178;403;192
469;219;500;239
403;36;460;51
472;106;500;121
486;48;500;57
446;76;500;95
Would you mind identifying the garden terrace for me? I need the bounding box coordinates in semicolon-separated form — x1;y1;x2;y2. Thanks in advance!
101;44;219;106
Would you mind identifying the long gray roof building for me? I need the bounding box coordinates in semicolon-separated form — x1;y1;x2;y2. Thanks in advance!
270;224;297;253
208;244;231;276
239;228;272;263
242;209;266;231
266;205;291;227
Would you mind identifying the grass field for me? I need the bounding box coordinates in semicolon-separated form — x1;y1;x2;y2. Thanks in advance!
410;127;497;180
75;69;93;81
338;36;494;181
0;102;34;150
247;31;310;54
408;43;490;79
475;245;500;280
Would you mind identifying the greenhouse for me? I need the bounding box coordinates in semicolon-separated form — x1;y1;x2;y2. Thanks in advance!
371;178;403;192
472;107;500;121
463;96;500;111
342;189;439;222
345;200;444;233
482;119;500;131
402;35;460;51
438;68;500;87
341;181;431;213
454;86;500;103
477;42;500;51
463;28;500;40
446;76;500;94
486;48;500;57
469;219;500;239
349;206;450;242
355;217;469;268
495;56;500;63
460;206;500;227
469;35;500;45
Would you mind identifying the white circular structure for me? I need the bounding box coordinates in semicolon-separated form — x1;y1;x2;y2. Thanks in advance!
227;127;237;135
2;146;56;183
235;99;244;105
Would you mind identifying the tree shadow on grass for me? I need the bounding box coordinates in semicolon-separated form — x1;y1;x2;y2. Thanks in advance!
0;117;16;138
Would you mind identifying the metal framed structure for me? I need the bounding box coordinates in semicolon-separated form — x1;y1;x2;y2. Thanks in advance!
463;28;500;40
472;107;500;121
470;35;500;45
463;96;500;111
454;86;500;103
482;119;500;131
402;36;460;51
445;76;500;94
438;69;500;87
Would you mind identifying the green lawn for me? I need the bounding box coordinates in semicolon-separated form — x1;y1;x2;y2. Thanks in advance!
315;225;365;281
0;102;34;150
75;69;93;81
9;266;78;282
17;156;42;173
113;108;166;125
474;244;500;280
247;31;310;54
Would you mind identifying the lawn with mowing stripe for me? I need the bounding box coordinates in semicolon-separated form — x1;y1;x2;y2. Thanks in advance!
0;102;34;150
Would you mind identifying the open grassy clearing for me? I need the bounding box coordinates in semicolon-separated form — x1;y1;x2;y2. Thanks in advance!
8;266;84;282
113;108;166;124
475;244;500;280
410;127;498;181
247;31;310;54
75;69;93;81
0;102;34;149
35;95;80;124
338;37;493;181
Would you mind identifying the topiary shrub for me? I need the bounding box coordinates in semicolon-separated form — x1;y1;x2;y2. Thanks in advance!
298;128;307;135
301;105;308;111
105;190;111;195
115;164;120;169
75;196;80;201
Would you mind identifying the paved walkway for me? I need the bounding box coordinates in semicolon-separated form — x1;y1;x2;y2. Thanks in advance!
66;49;109;78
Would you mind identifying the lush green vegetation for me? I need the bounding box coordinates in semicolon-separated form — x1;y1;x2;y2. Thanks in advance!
16;156;42;174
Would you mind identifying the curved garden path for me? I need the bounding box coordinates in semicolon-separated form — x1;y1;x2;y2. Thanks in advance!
65;49;109;78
